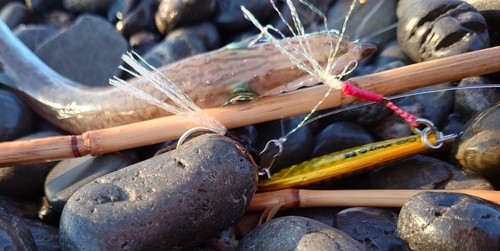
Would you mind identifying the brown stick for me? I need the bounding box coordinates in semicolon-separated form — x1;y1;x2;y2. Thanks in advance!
1;46;500;166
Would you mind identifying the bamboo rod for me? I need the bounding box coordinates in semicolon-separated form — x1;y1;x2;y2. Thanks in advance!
1;46;500;166
247;189;500;211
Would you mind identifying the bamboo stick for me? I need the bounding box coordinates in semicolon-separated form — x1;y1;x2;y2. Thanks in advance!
1;46;500;166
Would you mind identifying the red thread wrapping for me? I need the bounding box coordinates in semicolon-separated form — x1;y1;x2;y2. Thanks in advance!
385;101;419;126
341;81;384;102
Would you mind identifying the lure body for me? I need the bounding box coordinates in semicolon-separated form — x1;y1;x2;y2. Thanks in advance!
0;20;374;134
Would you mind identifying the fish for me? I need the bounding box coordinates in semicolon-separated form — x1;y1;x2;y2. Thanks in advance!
0;19;375;134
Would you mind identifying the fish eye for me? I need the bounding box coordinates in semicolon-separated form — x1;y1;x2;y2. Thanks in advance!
228;88;259;104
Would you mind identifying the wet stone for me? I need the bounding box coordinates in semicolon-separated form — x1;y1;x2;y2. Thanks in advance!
118;0;159;37
0;131;61;198
25;219;59;251
60;134;258;250
35;14;128;87
453;101;500;180
398;191;500;251
397;0;489;63
155;0;216;34
45;151;138;212
13;24;59;51
38;196;60;225
370;155;494;190
0;89;34;142
63;0;115;13
310;121;374;159
236;216;365;251
0;198;37;250
214;0;273;31
334;207;406;251
141;25;206;68
454;76;500;122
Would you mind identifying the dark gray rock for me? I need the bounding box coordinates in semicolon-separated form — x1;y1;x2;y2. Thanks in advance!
398;191;500;251
397;0;489;62
155;0;216;34
25;219;59;251
25;0;60;13
453;101;500;179
118;0;159;37
13;24;59;51
45;151;137;212
454;76;500;122
465;0;500;45
35;14;128;87
271;0;333;36
167;22;220;51
107;0;136;24
215;0;273;30
0;89;34;142
370;155;494;190
335;207;406;251
310;121;374;159
0;1;38;29
0;131;60;198
237;216;366;251
38;196;60;225
60;134;258;250
0;199;37;251
129;31;161;55
63;0;115;13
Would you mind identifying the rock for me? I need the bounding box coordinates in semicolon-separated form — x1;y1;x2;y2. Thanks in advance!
63;0;115;13
453;101;500;179
398;191;500;251
397;0;489;62
0;131;60;198
464;0;500;45
129;31;161;55
35;14;128;87
0;89;34;142
454;76;500;122
167;22;220;51
369;155;494;190
0;1;38;29
60;134;258;250
0;199;37;251
335;207;406;251
45;151;138;212
214;0;274;31
38;196;60;225
25;0;60;13
25;219;59;251
155;0;216;34
13;24;59;51
237;216;366;251
277;207;339;227
107;0;136;24
118;0;159;37
271;0;334;36
310;121;374;159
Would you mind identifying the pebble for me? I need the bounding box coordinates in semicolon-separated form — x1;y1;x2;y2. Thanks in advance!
237;216;366;251
397;0;489;62
155;0;216;34
25;219;60;251
271;0;333;36
0;1;38;29
398;191;500;251
13;24;59;51
60;134;258;250
129;31;161;55
45;151;138;212
453;101;500;179
334;207;406;251
0;198;37;250
118;0;159;37
214;0;273;31
454;76;500;122
63;0;115;13
369;155;494;190
35;14;128;87
0;131;60;198
107;0;136;24
25;0;60;13
168;22;220;51
0;88;34;142
465;0;500;45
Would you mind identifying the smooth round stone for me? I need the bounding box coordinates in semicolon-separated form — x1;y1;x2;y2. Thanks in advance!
118;0;159;37
38;196;60;225
107;0;136;24
0;196;39;219
141;26;206;68
254;116;312;171
0;131;60;198
454;76;500;122
167;22;220;51
45;151;138;212
397;0;489;63
215;0;273;30
398;191;500;251
270;0;333;36
25;219;59;251
310;121;374;159
13;24;59;51
129;31;161;55
370;155;493;190
442;113;466;135
277;207;339;227
0;89;34;142
35;14;128;87
0;1;38;29
25;0;60;13
236;216;365;251
60;134;258;250
0;199;37;250
335;207;407;251
328;0;397;47
465;0;500;45
63;0;115;13
155;0;216;34
453;101;500;179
